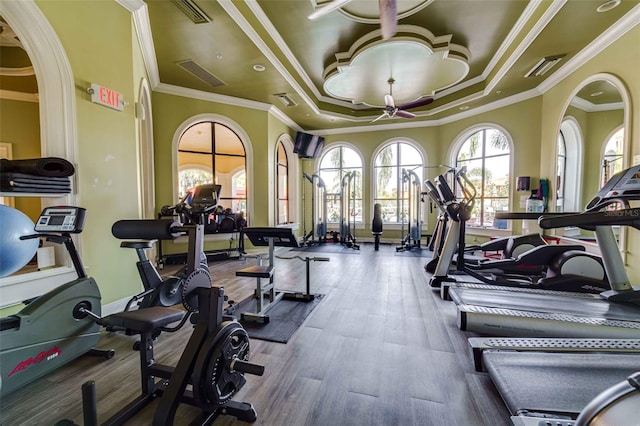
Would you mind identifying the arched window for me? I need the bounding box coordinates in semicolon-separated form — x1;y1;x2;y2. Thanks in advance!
373;140;424;223
276;141;289;225
177;121;247;215
556;131;567;212
557;117;583;212
318;145;363;223
601;127;624;187
452;126;511;228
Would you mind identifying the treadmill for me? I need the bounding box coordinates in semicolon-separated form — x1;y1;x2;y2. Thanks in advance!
468;336;640;424
449;165;640;339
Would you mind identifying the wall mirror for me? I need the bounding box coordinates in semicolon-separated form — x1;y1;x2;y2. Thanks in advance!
555;74;629;249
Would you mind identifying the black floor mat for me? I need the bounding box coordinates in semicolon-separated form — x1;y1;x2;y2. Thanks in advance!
232;293;325;343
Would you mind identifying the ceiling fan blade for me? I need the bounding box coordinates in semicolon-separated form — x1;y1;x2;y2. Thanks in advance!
379;0;397;39
308;0;353;20
371;112;388;122
398;97;434;110
384;94;395;108
395;110;416;119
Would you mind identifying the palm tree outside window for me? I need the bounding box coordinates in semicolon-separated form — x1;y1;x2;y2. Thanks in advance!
454;128;511;228
373;141;424;223
318;145;363;223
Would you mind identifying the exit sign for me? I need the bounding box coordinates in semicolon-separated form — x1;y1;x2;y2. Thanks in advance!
89;83;124;111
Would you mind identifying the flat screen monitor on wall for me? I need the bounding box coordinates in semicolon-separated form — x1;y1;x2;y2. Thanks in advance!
294;132;324;159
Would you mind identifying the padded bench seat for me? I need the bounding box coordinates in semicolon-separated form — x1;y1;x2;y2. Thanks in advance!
103;306;184;332
235;265;274;279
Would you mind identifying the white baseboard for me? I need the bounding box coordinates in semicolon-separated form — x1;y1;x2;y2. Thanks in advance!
102;296;134;316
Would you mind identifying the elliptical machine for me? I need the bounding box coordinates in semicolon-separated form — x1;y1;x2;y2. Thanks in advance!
78;218;264;425
112;189;216;312
0;206;114;398
428;167;609;296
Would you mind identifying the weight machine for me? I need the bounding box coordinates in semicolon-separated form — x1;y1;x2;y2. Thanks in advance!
396;168;424;252
302;173;328;245
340;171;359;249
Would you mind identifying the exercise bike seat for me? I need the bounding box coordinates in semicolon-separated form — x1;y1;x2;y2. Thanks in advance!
120;241;155;250
102;307;184;333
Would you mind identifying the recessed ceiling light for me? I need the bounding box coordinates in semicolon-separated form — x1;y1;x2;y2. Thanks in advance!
460;106;469;110
597;0;621;12
216;53;223;60
591;91;604;97
253;64;266;72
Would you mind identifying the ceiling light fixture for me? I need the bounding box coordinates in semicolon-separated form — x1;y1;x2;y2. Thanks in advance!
597;0;621;12
273;93;296;107
591;91;604;97
525;54;566;77
459;106;469;110
253;64;266;72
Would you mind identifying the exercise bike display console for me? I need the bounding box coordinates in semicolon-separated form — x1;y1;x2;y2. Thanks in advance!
0;206;113;398
35;206;86;233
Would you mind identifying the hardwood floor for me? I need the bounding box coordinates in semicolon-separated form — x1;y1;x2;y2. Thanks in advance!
0;243;511;425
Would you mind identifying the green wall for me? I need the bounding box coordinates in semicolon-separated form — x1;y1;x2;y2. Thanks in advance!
35;0;148;305
8;1;639;309
540;24;640;281
0;98;42;220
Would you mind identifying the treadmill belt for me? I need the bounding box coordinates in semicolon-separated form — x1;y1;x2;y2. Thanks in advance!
450;287;640;320
483;351;640;417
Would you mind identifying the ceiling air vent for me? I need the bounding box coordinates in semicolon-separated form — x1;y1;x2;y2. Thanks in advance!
274;93;297;107
525;54;566;77
177;60;225;87
171;0;211;24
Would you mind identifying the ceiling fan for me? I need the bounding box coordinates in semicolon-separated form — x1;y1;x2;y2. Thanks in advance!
308;0;398;39
371;78;434;122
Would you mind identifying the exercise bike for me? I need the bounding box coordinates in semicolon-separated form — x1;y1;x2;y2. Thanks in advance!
113;188;219;313
0;206;114;398
77;219;264;425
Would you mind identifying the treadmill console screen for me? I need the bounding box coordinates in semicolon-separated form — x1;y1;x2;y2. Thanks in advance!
613;165;640;191
35;206;86;233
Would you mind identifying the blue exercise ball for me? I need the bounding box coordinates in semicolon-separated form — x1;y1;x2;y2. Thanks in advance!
0;205;39;277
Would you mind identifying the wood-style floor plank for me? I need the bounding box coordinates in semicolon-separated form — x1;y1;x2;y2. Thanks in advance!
0;243;511;425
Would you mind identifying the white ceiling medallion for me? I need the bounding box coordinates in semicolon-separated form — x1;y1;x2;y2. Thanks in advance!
323;25;470;107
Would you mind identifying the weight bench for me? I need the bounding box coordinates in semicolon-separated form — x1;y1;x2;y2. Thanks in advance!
234;227;328;324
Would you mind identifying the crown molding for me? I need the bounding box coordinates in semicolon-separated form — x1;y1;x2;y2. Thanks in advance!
116;0;160;88
154;82;271;111
538;3;640;94
0;89;38;102
218;0;320;114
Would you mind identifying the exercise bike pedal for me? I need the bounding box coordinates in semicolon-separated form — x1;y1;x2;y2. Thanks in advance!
220;401;258;423
87;348;115;359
